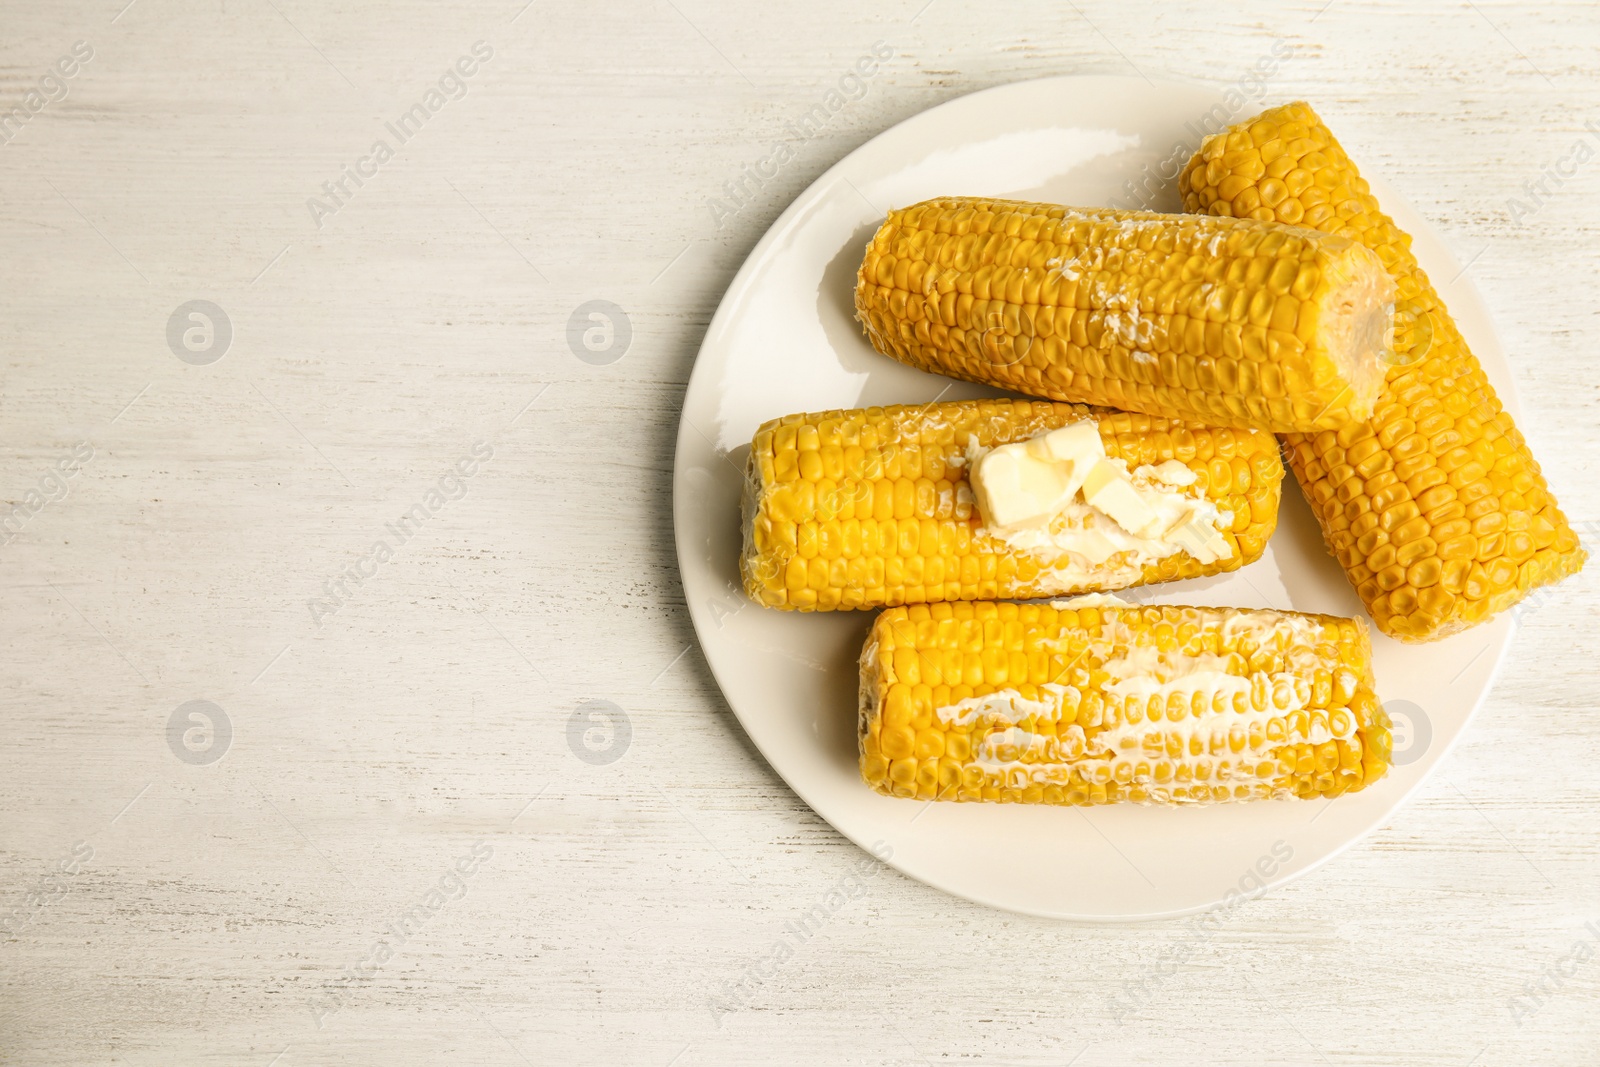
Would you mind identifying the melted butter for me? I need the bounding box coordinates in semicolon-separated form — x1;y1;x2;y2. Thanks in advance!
1050;593;1132;609
938;683;1076;728
965;436;1234;586
1147;460;1196;487
925;607;1350;802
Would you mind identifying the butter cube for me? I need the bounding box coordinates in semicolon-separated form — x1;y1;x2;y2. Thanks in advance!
1081;459;1159;536
1029;421;1104;470
971;420;1105;531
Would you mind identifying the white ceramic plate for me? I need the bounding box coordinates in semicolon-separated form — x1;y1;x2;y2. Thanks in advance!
672;76;1515;921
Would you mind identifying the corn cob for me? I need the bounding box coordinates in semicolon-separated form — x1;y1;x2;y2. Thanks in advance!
854;197;1397;433
741;399;1283;611
1180;102;1587;641
859;599;1390;805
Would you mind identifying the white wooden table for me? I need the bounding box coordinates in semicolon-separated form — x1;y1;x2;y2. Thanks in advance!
2;2;1597;1063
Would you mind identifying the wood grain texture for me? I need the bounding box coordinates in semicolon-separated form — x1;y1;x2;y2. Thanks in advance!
0;0;1597;1063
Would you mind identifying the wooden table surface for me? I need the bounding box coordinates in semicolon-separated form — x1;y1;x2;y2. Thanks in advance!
2;1;1597;1063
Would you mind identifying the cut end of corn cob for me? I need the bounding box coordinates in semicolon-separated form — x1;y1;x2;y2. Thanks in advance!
854;197;1395;433
740;399;1284;611
1180;102;1587;640
859;600;1391;806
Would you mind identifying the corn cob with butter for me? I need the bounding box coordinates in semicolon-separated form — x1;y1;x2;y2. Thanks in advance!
854;197;1397;433
1180;102;1586;640
741;399;1283;611
859;599;1390;805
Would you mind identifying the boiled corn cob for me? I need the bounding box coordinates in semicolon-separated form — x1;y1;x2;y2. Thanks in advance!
859;599;1390;805
855;197;1397;433
1180;102;1586;640
741;399;1283;611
